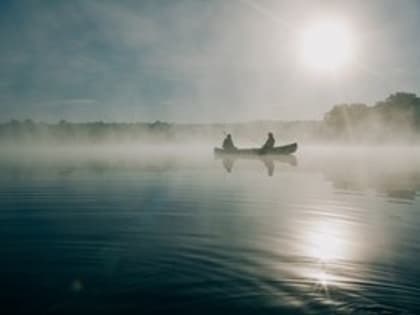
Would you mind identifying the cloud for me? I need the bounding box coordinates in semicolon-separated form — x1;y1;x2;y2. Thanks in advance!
1;0;420;122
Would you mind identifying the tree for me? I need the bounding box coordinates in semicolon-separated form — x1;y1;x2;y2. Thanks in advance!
374;92;420;129
323;103;370;140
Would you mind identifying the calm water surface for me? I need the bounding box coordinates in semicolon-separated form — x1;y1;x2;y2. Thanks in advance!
1;146;420;314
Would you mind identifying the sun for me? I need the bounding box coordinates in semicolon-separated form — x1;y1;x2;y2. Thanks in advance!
300;19;354;72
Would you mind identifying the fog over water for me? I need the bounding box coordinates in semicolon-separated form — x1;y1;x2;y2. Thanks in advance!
1;145;420;314
2;1;420;314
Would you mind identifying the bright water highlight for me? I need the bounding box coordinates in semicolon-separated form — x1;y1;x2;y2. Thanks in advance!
1;147;419;314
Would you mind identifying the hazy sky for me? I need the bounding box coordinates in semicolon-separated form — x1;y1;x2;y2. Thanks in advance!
1;0;420;123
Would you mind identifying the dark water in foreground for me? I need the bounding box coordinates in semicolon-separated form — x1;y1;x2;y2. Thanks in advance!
1;146;420;314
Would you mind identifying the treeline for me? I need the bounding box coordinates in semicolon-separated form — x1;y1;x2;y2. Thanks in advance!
0;119;319;144
1;92;420;144
0;120;175;144
322;92;420;143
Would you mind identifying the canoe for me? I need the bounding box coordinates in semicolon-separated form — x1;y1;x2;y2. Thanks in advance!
214;142;297;156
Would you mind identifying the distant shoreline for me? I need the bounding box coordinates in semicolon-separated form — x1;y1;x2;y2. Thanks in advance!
1;92;420;144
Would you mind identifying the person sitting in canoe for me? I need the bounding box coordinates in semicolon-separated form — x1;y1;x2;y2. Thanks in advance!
260;132;275;153
222;134;236;151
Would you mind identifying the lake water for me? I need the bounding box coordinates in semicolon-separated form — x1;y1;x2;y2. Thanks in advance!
1;146;420;314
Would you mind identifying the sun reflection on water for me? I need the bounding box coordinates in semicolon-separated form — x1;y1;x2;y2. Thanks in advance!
298;214;361;300
311;269;332;300
316;270;329;287
304;218;353;263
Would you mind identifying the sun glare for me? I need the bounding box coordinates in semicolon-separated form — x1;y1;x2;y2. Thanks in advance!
300;19;354;72
305;219;348;262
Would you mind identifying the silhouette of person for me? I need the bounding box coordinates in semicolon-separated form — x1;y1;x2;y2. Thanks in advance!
261;132;275;153
222;134;236;151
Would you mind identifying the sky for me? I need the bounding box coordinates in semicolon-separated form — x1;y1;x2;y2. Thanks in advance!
1;0;420;123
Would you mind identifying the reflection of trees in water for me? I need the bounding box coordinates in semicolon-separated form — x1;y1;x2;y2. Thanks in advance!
375;173;420;201
321;161;420;201
0;157;177;180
